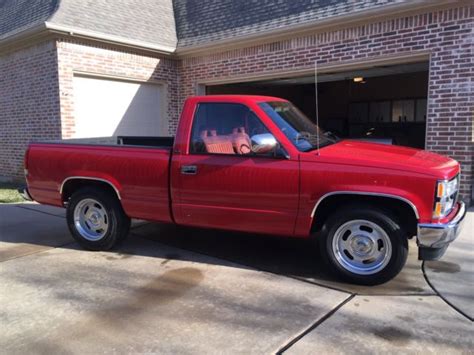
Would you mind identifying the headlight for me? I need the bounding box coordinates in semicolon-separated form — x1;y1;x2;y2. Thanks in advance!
433;175;459;218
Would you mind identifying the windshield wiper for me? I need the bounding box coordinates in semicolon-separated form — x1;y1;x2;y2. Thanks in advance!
324;131;340;141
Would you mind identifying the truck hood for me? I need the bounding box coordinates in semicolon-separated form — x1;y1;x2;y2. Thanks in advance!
313;140;459;179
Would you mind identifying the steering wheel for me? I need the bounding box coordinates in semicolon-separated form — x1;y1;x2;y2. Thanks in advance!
240;144;251;154
294;131;310;142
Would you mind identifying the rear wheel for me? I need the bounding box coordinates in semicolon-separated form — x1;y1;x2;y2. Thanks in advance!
66;187;130;250
319;205;408;285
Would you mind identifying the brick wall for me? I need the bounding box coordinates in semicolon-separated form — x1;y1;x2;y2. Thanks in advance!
56;40;179;138
0;40;61;181
179;5;474;201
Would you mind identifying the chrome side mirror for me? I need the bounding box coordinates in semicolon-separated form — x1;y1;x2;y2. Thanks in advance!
251;133;278;154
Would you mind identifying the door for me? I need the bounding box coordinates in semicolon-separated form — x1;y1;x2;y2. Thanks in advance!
72;75;168;138
173;102;299;236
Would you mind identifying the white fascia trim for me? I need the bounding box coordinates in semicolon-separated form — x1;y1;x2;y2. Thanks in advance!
44;22;176;54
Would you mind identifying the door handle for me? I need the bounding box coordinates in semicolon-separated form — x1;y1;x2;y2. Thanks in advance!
181;165;198;175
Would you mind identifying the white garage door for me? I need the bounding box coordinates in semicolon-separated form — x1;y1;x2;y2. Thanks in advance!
72;75;168;138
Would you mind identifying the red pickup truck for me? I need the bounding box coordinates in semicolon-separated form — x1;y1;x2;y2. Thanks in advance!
23;95;466;285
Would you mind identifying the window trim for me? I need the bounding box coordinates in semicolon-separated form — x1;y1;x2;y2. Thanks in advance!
187;151;290;160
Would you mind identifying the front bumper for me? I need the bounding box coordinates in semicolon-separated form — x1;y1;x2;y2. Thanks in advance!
417;202;466;260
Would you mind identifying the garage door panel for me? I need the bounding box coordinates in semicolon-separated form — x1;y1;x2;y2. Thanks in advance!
73;75;167;138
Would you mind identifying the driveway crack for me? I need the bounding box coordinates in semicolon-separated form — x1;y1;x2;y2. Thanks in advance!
275;293;356;354
0;241;76;263
15;205;65;219
421;261;473;322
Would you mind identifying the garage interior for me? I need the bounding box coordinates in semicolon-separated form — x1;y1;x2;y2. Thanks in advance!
207;62;429;149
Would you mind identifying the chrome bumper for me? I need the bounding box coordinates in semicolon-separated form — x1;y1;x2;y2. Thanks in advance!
417;202;466;260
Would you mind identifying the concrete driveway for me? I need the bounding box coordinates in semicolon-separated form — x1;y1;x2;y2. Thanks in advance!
1;203;472;354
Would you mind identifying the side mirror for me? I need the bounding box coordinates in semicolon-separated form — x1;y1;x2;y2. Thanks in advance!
251;133;278;154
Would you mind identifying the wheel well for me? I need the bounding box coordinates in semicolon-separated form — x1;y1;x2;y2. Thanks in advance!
61;179;120;205
311;194;418;238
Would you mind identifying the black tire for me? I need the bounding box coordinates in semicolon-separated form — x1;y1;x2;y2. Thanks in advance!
318;204;408;285
66;186;130;251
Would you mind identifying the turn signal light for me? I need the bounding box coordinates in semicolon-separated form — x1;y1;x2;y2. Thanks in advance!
434;202;443;218
437;183;445;198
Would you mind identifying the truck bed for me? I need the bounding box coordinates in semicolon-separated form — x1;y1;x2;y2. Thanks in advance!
26;137;174;224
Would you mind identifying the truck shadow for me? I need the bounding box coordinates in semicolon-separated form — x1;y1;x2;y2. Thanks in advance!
132;222;324;278
128;222;431;295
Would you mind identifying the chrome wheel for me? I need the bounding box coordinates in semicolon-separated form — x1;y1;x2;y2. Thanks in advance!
332;219;392;275
73;198;109;241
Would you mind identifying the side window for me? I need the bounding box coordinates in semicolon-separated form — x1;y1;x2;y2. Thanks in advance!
190;103;272;156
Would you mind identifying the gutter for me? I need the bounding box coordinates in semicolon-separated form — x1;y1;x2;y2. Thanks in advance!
0;22;176;56
0;23;49;51
44;22;176;55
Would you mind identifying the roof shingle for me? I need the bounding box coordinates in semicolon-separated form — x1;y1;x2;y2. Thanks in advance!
173;0;402;47
0;0;58;40
1;0;409;50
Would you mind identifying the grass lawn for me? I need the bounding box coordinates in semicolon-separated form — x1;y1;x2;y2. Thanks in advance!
0;182;24;203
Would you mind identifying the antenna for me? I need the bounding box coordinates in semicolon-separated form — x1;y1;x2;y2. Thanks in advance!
314;60;320;155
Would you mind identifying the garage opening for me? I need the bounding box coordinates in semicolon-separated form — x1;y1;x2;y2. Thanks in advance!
207;62;428;148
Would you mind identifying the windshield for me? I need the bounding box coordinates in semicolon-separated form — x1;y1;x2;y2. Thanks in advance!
259;101;337;152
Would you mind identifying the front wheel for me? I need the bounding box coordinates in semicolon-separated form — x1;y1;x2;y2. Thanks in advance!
66;187;130;251
319;205;408;285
